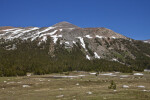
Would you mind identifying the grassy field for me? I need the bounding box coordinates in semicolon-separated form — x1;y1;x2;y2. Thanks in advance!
0;71;150;100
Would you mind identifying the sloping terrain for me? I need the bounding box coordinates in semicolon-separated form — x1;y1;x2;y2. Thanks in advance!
143;39;150;43
0;22;150;76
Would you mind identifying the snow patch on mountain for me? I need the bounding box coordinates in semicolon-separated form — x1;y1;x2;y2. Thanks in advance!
86;55;90;60
38;27;55;34
10;29;24;35
30;28;56;41
96;35;104;39
4;29;24;40
111;36;116;39
41;36;47;42
144;41;148;43
94;52;101;59
73;41;76;44
143;41;150;43
112;58;118;62
65;41;69;45
85;35;93;39
59;29;63;32
76;37;86;50
68;28;75;30
2;28;18;32
51;35;62;44
22;27;39;33
39;30;58;38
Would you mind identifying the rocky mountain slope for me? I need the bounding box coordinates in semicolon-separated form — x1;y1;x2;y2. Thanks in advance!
0;22;129;59
0;21;150;76
143;39;150;43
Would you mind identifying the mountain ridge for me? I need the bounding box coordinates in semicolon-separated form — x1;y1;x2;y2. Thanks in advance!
52;21;80;28
0;21;142;61
0;21;150;76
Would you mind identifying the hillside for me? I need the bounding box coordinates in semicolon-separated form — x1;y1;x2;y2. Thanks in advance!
143;39;150;43
0;22;150;76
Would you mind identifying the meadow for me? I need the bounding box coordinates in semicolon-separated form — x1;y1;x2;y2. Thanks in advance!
0;71;150;100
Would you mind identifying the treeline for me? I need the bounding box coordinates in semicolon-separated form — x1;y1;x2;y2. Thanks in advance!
0;38;149;76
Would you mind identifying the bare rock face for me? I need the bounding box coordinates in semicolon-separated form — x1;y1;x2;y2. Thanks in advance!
0;26;14;32
52;21;80;28
48;40;55;57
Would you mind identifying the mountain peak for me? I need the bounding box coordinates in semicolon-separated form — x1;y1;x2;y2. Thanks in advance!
52;21;80;28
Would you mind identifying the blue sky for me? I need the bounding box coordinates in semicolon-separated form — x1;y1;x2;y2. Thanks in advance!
0;0;150;40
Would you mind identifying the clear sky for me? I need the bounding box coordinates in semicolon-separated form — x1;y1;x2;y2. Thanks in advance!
0;0;150;40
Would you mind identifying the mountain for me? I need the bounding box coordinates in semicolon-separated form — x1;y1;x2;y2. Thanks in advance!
0;21;150;76
52;21;80;28
0;21;128;59
143;39;150;43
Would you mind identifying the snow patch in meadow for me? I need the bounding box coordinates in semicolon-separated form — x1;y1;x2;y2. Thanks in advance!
53;76;78;78
123;85;129;88
56;95;64;98
100;73;113;76
89;72;96;75
114;90;117;92
7;81;15;84
76;83;79;86
78;75;86;77
137;85;145;88
144;69;150;72
134;73;144;76
4;81;7;83
120;75;129;78
59;88;63;90
141;90;150;92
100;73;117;76
86;91;92;94
22;85;30;88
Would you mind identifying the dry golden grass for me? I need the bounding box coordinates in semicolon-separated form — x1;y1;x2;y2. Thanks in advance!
0;71;150;100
